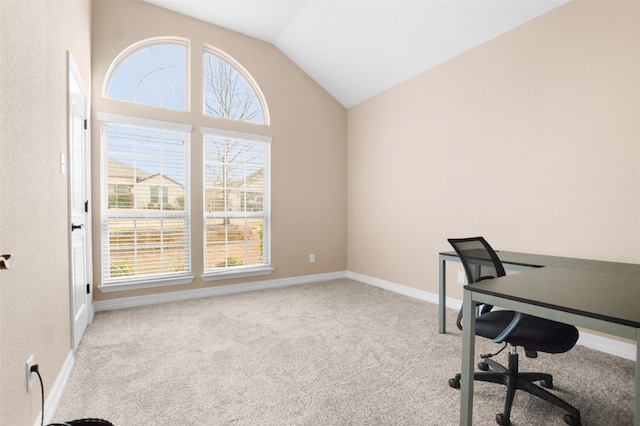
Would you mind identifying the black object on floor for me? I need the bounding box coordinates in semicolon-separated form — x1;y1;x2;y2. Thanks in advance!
48;419;114;426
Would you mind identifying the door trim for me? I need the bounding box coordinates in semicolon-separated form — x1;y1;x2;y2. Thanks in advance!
67;51;92;352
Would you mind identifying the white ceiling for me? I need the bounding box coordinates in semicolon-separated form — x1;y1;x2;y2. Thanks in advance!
143;0;568;108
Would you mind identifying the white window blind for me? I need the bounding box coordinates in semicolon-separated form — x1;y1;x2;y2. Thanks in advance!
202;128;271;276
100;114;191;286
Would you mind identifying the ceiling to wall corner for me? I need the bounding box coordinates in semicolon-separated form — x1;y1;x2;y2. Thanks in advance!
143;0;568;108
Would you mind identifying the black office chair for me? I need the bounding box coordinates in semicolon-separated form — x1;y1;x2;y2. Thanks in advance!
447;237;581;426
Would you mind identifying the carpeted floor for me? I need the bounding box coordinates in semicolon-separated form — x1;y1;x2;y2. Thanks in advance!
52;279;634;425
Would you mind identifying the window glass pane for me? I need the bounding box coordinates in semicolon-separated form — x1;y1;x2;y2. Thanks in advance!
203;52;264;124
203;131;269;272
104;124;186;212
204;137;265;213
102;120;190;283
205;217;264;269
106;43;186;111
107;217;188;278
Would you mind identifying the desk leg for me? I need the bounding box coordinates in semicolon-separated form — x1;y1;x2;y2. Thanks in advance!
439;256;446;334
635;328;639;426
460;289;476;426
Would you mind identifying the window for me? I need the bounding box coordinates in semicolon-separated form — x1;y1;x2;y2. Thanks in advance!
105;41;187;111
150;186;169;205
203;49;267;124
203;128;271;279
99;113;192;289
101;38;271;290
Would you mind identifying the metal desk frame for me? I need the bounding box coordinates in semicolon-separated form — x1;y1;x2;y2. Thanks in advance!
461;279;640;425
439;250;640;425
439;251;537;334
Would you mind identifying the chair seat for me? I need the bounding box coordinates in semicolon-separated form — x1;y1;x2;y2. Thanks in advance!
476;310;579;355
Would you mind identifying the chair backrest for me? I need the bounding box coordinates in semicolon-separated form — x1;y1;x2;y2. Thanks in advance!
448;237;506;284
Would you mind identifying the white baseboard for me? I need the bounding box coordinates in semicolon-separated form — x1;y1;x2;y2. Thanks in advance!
94;271;347;312
347;271;441;304
92;269;635;361
35;349;75;426
347;271;637;362
43;270;632;426
577;332;636;361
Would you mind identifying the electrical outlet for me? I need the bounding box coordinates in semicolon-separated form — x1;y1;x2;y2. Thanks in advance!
457;271;466;284
26;355;35;392
309;253;315;263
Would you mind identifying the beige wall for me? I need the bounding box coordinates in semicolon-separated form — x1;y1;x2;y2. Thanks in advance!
91;0;348;301
348;1;640;293
2;0;638;423
0;0;92;424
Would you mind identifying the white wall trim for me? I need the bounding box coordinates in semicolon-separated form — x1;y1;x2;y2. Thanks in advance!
94;271;347;312
91;269;635;361
347;271;637;362
89;300;96;324
347;271;440;305
42;270;632;426
577;332;637;361
36;350;75;426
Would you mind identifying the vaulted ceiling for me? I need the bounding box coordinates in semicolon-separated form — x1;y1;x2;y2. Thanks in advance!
143;0;568;108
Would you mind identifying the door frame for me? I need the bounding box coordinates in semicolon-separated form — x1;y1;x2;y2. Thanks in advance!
67;51;92;351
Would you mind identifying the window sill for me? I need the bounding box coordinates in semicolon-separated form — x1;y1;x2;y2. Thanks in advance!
202;266;274;282
98;275;195;293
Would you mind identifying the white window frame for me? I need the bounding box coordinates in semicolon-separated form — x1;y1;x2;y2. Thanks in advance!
98;112;194;292
201;127;272;281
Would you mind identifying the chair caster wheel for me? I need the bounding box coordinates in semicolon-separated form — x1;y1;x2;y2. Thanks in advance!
540;379;553;389
448;377;460;389
496;413;511;425
563;414;581;426
478;362;489;371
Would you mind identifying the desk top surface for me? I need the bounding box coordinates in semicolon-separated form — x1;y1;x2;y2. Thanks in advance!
446;251;640;328
441;250;640;275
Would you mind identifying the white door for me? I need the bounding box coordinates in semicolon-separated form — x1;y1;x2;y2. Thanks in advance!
68;52;89;351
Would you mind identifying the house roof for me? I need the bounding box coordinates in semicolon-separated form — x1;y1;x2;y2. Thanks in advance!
137;173;184;187
108;158;152;181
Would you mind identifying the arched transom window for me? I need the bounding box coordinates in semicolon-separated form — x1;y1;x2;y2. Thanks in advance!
105;40;187;111
203;49;267;124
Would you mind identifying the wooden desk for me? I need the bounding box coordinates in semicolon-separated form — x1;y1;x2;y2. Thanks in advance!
457;259;640;425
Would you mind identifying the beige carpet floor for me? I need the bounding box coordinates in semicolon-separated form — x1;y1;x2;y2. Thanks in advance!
52;279;634;425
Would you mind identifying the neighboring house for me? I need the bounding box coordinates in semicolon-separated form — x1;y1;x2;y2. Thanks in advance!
133;173;185;210
107;158;151;195
245;168;263;212
108;158;184;210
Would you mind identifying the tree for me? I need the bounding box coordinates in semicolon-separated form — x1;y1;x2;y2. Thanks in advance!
204;138;263;214
203;53;263;122
203;53;265;220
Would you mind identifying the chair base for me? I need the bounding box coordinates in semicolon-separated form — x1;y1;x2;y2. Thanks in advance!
449;352;581;426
